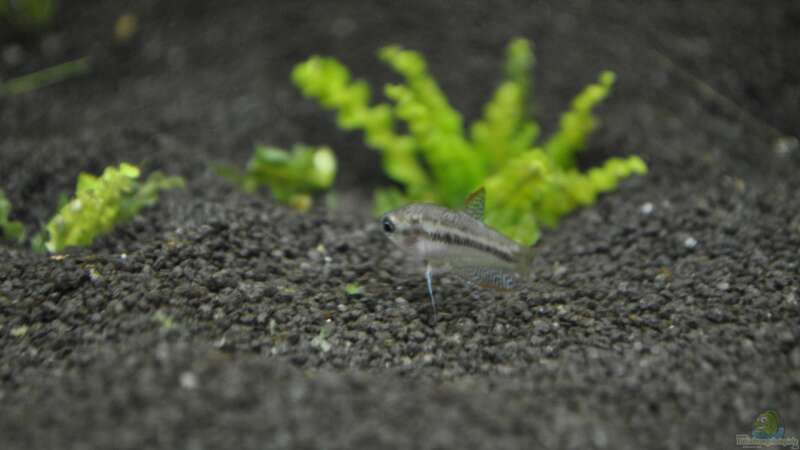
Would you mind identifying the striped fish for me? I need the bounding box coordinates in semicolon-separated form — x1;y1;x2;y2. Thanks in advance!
380;188;534;320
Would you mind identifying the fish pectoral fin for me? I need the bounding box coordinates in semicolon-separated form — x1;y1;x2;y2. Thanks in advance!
425;263;438;322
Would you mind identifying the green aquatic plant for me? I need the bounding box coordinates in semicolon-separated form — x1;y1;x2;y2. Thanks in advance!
218;144;336;212
0;189;25;243
0;0;56;31
43;162;184;252
292;38;646;245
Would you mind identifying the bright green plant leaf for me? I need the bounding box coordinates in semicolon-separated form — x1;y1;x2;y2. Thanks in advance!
292;57;431;193
380;45;484;203
44;163;184;252
239;144;337;211
544;71;616;169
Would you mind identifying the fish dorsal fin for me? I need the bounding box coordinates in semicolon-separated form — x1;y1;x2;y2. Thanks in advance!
463;187;485;221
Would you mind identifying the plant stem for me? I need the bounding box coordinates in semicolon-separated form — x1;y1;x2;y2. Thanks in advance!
1;57;90;96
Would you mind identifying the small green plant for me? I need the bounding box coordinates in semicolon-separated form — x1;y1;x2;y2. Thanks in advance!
0;0;56;31
343;283;362;296
42;162;184;252
292;38;646;245
218;144;336;212
0;189;25;243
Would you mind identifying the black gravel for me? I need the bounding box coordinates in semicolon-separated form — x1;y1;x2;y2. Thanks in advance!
2;1;799;449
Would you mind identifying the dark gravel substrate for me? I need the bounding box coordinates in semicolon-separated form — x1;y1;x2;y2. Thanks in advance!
1;1;799;449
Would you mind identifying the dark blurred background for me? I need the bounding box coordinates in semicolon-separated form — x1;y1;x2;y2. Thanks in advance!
2;0;798;218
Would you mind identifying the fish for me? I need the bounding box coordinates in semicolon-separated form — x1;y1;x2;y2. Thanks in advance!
380;187;534;320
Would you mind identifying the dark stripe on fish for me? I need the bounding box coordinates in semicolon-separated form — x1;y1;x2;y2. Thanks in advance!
426;230;517;263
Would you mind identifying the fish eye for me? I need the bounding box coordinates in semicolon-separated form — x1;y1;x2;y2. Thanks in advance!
382;216;396;233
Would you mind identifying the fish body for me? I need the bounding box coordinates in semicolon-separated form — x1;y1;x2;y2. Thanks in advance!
380;188;533;319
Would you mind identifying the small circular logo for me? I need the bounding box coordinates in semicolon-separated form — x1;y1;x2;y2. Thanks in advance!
752;410;785;439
